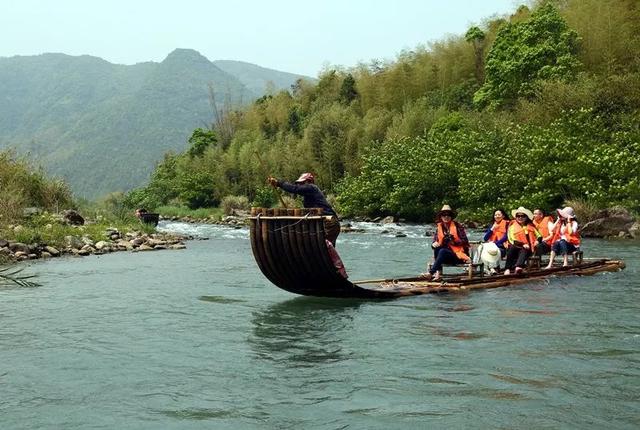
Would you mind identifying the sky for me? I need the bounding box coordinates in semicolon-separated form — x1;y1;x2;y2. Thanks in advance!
1;0;521;77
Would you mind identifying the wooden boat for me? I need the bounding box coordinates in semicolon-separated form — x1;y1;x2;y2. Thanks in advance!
249;208;626;299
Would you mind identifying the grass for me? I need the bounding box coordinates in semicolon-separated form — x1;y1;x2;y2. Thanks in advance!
564;198;601;223
155;205;223;220
0;212;155;249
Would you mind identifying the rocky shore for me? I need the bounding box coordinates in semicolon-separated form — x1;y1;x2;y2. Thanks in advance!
0;228;189;262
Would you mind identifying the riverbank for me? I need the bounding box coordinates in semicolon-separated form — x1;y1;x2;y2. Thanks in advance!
0;228;189;263
0;211;191;264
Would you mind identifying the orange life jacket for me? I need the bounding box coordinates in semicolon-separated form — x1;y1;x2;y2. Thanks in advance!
533;216;553;244
550;220;581;246
550;220;562;244
564;221;581;246
508;222;538;250
437;221;470;261
488;219;509;243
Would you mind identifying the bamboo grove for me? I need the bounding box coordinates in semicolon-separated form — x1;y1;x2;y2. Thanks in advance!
126;0;640;221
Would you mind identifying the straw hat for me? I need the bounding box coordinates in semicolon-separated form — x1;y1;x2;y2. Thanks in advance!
479;242;501;266
437;204;457;219
511;206;534;221
295;172;315;183
557;206;576;219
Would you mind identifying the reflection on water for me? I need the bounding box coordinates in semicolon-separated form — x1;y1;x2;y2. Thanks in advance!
249;297;362;367
198;295;246;304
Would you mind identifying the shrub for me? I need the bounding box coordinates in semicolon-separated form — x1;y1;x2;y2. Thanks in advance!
564;198;601;223
221;195;250;215
251;187;275;208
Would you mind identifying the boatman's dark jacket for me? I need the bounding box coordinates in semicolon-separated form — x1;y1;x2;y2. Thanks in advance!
276;181;337;217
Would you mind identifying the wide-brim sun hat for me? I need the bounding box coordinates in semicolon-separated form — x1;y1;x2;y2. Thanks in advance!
479;242;501;264
557;206;576;219
295;172;315;183
511;206;534;221
437;204;457;219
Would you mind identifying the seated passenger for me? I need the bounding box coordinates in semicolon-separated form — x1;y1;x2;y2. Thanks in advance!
504;207;541;275
545;206;580;269
421;205;471;281
532;208;554;256
482;208;510;258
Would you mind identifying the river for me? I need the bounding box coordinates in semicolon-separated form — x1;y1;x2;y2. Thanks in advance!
1;221;638;429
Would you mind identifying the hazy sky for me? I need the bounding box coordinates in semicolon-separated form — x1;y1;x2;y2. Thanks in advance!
2;0;520;76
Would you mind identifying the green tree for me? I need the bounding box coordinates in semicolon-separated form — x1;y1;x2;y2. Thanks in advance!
187;128;218;158
465;26;486;83
474;3;581;108
339;74;358;104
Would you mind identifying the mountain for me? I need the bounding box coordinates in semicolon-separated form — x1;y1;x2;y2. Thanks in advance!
0;49;311;198
213;60;309;95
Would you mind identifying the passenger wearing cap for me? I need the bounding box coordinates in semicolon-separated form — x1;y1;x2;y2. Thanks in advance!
503;206;541;275
267;173;340;246
545;206;580;269
420;205;470;281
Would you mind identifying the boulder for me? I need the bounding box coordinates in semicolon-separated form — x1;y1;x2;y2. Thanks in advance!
65;236;84;249
147;239;167;247
22;207;42;217
581;208;635;238
381;216;395;224
629;222;640;239
94;241;109;250
44;246;60;256
9;242;30;254
63;209;85;225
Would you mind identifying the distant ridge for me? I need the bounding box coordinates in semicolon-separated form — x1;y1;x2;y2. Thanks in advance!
214;59;311;95
0;49;312;198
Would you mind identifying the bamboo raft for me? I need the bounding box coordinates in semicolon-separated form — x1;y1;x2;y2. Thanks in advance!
249;208;626;299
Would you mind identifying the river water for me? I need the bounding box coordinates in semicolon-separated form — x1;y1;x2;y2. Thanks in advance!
1;222;638;429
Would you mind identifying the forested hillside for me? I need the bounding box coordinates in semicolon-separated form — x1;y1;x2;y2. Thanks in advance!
129;0;640;221
0;49;310;198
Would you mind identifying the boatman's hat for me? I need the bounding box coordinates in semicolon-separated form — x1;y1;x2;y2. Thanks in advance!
295;172;315;183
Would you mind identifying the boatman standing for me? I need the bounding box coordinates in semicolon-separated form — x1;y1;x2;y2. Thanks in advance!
267;173;341;246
